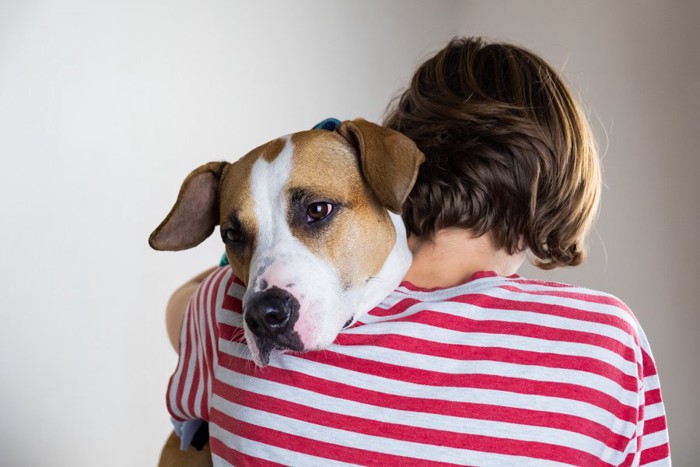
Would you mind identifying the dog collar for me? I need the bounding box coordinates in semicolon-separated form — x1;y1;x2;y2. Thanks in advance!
312;118;341;131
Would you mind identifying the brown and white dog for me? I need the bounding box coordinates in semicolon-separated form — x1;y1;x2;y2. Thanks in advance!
150;119;424;366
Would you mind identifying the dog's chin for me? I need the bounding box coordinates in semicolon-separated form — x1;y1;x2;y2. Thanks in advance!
247;334;305;368
246;328;342;368
250;339;274;367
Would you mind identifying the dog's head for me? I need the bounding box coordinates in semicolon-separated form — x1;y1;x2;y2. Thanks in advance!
150;119;424;366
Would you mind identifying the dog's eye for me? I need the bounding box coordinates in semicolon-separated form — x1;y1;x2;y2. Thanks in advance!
223;227;243;243
306;202;333;222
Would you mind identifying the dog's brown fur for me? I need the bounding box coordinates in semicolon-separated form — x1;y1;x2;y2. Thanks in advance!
158;432;212;467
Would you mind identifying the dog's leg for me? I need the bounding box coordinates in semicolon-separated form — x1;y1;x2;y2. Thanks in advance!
157;431;213;467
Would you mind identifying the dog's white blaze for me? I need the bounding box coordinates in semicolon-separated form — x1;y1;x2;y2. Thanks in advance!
245;137;343;351
249;136;294;249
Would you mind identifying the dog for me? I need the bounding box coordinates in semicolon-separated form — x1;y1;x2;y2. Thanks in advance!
150;119;424;367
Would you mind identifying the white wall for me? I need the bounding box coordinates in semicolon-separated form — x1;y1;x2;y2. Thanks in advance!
0;1;459;465
451;0;700;464
2;0;698;465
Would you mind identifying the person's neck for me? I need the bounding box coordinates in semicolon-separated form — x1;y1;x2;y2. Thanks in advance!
403;228;526;289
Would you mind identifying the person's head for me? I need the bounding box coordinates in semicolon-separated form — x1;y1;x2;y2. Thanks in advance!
384;37;601;269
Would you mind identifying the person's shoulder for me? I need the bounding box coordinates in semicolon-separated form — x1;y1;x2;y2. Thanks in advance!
502;275;627;302
495;275;640;330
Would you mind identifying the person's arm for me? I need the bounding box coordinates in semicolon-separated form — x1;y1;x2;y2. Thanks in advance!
166;267;217;353
636;329;671;465
165;265;231;452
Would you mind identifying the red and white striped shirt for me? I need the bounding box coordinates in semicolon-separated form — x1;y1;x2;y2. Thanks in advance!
168;267;671;466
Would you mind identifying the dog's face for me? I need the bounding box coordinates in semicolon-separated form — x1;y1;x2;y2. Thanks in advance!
150;119;424;366
218;131;408;364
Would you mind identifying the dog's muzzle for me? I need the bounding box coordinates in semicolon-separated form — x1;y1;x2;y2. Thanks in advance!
244;286;303;363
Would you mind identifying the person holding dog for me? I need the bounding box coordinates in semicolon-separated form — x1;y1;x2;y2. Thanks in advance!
160;37;670;466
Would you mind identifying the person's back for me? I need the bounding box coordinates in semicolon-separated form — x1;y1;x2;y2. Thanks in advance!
382;36;671;465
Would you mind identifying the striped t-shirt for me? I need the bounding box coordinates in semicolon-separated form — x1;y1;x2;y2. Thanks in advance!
168;266;671;466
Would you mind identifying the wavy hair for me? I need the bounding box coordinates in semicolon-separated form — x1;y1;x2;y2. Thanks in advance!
384;37;601;269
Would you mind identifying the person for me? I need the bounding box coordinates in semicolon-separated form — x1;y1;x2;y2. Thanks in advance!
161;37;671;466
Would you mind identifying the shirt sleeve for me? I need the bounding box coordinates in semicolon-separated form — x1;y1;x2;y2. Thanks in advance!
636;327;671;465
166;266;231;423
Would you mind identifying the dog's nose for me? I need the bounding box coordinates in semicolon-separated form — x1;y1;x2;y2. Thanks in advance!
244;287;299;342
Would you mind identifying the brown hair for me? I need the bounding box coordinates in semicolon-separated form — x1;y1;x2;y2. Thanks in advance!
383;37;601;269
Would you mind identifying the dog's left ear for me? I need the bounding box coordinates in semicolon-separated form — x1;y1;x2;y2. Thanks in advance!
337;119;425;213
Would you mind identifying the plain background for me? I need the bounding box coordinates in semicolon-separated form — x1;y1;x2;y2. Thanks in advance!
1;1;697;465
